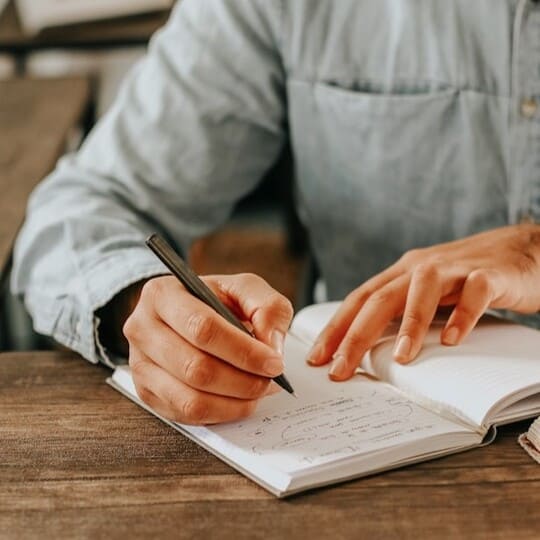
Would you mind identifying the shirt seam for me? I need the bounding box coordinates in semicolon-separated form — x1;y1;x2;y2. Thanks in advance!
287;76;512;99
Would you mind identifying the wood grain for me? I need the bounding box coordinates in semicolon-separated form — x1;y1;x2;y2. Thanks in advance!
1;351;539;539
0;77;90;277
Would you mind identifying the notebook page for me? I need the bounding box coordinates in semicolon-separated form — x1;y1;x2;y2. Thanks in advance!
291;302;403;349
367;319;540;428
185;336;473;475
289;302;342;345
112;335;473;477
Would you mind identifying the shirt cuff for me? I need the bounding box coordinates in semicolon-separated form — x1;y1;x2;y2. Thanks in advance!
26;248;169;369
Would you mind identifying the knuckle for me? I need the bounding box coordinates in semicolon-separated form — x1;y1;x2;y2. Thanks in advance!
238;272;262;286
160;385;179;410
400;248;423;264
129;354;146;378
235;344;254;371
402;311;425;329
368;289;394;307
183;354;214;388
122;314;137;341
135;384;153;406
281;296;295;318
123;311;145;345
181;397;209;425
454;296;481;320
345;287;371;306
467;269;491;293
141;277;162;303
186;313;218;347
340;333;369;356
413;262;439;282
271;296;294;322
246;377;270;399
455;304;478;321
425;254;446;266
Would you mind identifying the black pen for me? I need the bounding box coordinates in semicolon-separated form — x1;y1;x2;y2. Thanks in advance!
145;233;296;397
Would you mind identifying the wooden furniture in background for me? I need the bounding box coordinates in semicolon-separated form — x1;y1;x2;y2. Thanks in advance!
1;351;539;539
0;75;301;352
190;227;306;306
0;77;90;347
0;0;170;56
0;77;90;279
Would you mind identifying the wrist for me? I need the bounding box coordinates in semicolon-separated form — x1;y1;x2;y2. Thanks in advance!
96;279;147;357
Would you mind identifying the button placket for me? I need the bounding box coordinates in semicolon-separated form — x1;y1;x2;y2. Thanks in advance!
520;97;538;118
511;6;540;224
527;7;540;221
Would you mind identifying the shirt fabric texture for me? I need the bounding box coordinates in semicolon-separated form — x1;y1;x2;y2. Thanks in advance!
11;0;540;366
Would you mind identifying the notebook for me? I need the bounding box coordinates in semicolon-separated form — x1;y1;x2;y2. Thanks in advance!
15;0;173;34
108;301;540;497
519;416;540;464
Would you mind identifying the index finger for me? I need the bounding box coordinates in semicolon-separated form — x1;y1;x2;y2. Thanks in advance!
307;263;404;366
149;279;284;378
328;275;409;381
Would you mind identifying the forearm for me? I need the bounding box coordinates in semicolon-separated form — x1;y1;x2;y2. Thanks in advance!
11;0;286;365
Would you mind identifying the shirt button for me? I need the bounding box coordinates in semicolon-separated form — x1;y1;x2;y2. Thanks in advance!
520;97;537;118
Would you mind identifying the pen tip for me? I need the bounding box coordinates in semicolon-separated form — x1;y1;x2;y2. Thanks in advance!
292;392;298;399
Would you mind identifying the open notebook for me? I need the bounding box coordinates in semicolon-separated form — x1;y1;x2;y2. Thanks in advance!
108;302;540;497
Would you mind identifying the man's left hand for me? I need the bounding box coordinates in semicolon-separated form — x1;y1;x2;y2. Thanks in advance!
307;224;540;380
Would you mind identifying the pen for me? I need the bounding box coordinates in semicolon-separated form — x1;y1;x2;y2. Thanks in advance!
145;233;296;397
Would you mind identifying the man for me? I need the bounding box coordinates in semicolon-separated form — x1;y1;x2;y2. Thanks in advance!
12;0;540;424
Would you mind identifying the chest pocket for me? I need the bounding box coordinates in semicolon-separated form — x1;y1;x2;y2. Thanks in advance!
289;79;510;254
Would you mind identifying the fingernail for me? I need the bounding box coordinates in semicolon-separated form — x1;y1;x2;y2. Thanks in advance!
443;326;459;346
328;353;347;381
264;356;284;377
306;342;322;365
393;335;411;363
271;330;285;356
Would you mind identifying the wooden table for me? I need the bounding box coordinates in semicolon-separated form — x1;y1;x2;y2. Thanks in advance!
1;352;539;539
0;77;90;280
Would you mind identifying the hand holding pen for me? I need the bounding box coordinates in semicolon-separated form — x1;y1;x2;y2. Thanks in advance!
122;234;295;425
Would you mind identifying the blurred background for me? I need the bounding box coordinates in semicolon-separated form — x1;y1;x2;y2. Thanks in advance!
0;0;311;352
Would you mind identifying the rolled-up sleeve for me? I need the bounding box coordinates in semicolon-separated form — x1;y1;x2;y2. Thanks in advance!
11;0;286;366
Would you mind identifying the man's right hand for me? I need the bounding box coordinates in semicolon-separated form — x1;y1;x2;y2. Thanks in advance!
123;273;294;425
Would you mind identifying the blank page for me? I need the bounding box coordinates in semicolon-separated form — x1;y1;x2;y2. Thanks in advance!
367;319;540;428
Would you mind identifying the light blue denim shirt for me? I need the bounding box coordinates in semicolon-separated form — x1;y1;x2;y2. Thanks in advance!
11;0;540;366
